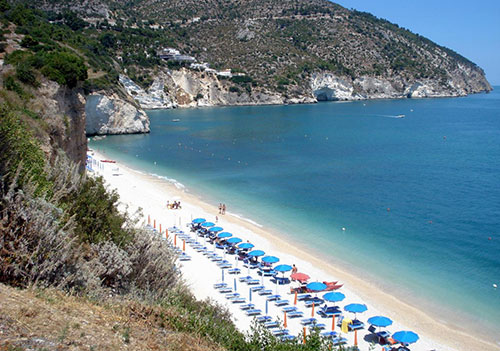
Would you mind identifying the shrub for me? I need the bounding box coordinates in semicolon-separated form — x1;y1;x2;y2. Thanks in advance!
40;51;87;88
3;75;24;96
16;62;39;87
229;86;240;93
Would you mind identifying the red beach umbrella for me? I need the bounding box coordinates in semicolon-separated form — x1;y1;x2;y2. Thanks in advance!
291;272;310;283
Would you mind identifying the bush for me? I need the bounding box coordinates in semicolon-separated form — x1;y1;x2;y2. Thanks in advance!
3;75;24;96
16;62;39;86
229;86;240;93
40;51;87;88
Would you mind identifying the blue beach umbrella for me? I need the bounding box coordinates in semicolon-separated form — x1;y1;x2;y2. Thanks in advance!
218;232;233;238
392;331;419;344
344;303;368;314
274;264;292;272
202;222;215;228
226;237;242;244
248;250;265;257
367;316;393;328
307;282;327;292
209;226;224;233
262;256;280;264
238;242;254;249
323;292;346;303
192;218;206;224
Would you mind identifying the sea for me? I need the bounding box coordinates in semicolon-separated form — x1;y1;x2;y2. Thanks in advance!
90;88;500;342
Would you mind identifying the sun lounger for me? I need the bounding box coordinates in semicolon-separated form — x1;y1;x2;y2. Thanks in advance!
228;268;241;274
317;306;342;317
304;297;324;308
297;294;312;301
239;275;252;282
274;299;289;307
231;297;246;304
246;279;260;285
272;329;289;337
240;303;255;310
245;309;261;316
349;319;365;331
309;323;326;331
213;282;228;289
264;321;280;329
218;287;232;293
282;306;298;313
225;293;240;299
179;254;191;261
331;337;348;346
300;318;317;326
321;331;339;338
279;334;296;342
210;255;223;262
250;285;265;292
266;294;281;301
218;263;233;269
288;310;304;318
256;315;272;323
258;289;272;296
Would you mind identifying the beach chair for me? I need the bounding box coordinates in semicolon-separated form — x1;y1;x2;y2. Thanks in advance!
266;294;281;301
317;305;342;318
250;285;265;292
304;297;324;308
297;294;312;301
210;255;223;262
231;297;246;304
218;287;232;293
239;275;252;283
272;329;289;337
321;331;339;338
258;289;272;296
331;337;348;346
300;318;317;326
264;321;280;329
228;268;241;274
282;306;298;313
309;323;326;331
225;293;240;300
256;315;272;323
349;319;365;331
218;262;233;269
240;303;255;310
274;299;289;307
245;309;262;316
288;310;304;318
280;334;296;342
179;254;191;261
213;282;228;289
246;279;260;285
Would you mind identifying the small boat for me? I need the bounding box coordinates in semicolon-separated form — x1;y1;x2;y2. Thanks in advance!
172;119;180;122
396;114;405;118
101;159;116;163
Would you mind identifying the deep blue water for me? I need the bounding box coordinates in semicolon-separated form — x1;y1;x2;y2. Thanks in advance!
90;89;500;338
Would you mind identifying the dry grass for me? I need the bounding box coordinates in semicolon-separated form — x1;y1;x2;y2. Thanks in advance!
0;284;225;351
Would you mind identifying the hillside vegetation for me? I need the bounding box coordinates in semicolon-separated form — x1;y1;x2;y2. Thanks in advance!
9;0;491;99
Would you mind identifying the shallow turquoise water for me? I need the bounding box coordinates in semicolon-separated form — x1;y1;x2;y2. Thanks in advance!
90;89;500;339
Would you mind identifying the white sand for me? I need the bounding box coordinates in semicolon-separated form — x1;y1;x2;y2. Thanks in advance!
88;150;499;351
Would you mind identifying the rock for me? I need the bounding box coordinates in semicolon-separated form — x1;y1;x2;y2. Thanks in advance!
85;93;150;135
119;75;175;109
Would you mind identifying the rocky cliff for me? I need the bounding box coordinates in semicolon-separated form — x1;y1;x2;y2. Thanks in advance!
85;92;150;135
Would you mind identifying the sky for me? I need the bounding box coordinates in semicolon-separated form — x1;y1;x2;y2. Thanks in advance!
333;0;500;85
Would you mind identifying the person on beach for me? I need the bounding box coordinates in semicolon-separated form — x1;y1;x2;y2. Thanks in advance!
291;264;298;277
166;201;170;209
218;203;222;214
222;203;226;215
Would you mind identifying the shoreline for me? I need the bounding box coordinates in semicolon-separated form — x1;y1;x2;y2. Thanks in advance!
89;149;499;351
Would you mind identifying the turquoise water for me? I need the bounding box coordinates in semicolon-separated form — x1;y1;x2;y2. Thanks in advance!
90;89;500;340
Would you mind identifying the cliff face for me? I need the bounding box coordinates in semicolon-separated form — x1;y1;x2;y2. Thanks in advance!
85;93;150;135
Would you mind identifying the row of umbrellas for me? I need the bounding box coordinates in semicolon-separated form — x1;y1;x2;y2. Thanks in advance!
192;218;419;346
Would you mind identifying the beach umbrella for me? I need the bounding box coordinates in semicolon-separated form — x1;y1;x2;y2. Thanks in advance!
248;250;265;257
238;242;254;249
262;256;280;264
209;226;224;233
323;292;345;303
344;303;367;314
273;265;292;294
367;316;393;328
226;237;242;244
202;222;215;227
274;264;292;272
192;218;206;224
392;331;419;344
306;282;327;292
291;272;310;283
218;232;233;238
344;303;367;320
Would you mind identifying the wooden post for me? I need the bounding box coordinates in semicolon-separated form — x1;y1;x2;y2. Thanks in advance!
332;314;335;331
284;311;287;328
153;219;156;229
311;302;315;317
303;327;307;344
294;290;298;305
183;239;186;252
148;215;150;225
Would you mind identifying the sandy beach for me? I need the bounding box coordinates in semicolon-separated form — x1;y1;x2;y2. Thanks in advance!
88;149;499;351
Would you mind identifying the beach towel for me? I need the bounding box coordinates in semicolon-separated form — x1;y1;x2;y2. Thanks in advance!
341;318;352;333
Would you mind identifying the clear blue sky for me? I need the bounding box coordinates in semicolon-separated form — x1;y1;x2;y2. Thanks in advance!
334;0;500;85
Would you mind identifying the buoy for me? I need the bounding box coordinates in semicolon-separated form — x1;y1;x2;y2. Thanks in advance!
488;237;492;240
342;227;346;231
387;207;391;212
493;284;497;289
